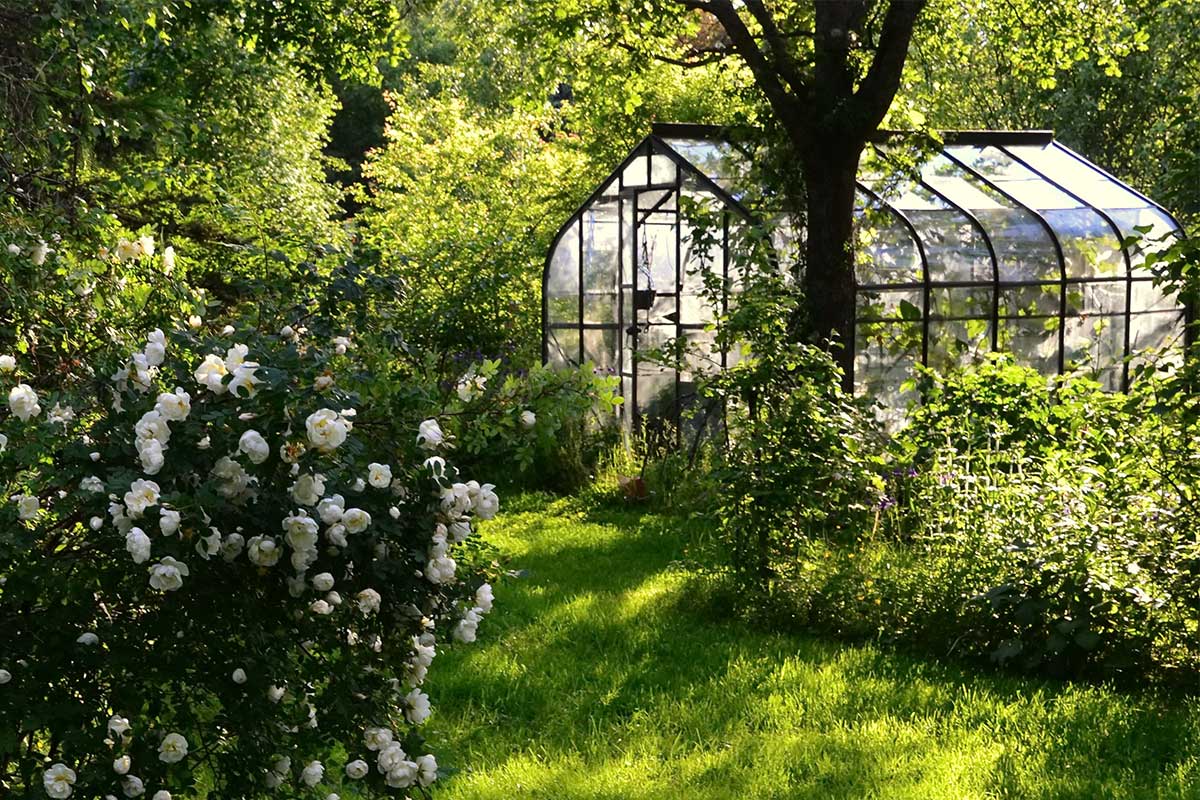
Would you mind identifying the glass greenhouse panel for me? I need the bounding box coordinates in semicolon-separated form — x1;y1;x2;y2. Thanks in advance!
856;288;924;321
928;318;992;372
923;155;1061;283
546;220;580;325
547;327;580;368
855;321;920;425
856;196;924;286
1010;143;1180;239
998;316;1060;374
946;145;1125;280
1063;314;1126;383
583;328;619;372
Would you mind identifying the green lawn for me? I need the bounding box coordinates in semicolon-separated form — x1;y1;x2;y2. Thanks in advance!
426;495;1200;800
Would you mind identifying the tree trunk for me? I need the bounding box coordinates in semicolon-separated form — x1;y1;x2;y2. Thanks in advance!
801;151;861;392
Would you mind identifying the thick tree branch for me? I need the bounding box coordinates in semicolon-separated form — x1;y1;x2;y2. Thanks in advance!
678;0;805;141
742;0;807;92
844;0;928;137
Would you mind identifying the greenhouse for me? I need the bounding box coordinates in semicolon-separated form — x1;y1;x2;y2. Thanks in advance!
542;123;1187;428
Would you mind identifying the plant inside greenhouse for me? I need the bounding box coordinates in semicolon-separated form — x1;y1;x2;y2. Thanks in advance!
7;0;1200;798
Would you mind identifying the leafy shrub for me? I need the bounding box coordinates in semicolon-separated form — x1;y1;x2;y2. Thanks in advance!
0;242;502;797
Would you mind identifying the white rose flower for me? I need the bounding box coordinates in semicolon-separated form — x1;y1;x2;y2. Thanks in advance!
385;762;418;789
143;329;166;367
301;761;324;787
375;741;406;771
332;336;351;354
475;583;494;613
159;508;180;537
238;429;270;464
135;411;171;446
290;473;325;506
232;668;247;684
77;632;99;646
8;383;41;421
113;755;131;775
89;516;104;531
125;528;152;564
345;759;369;779
4;243;18;255
325;523;348;548
31;240;51;265
80;476;104;493
520;409;537;429
279;441;306;464
147;556;189;591
162;245;176;273
404;688;432;725
449;519;471;543
316;495;344;525
43;763;76;799
341;508;370;534
13;494;39;520
367;463;392;488
287;574;307;597
474;483;500;520
312;572;335;592
187;315;202;329
228;365;261;398
454;607;482;644
305;409;349;452
0;354;14;372
137;235;155;257
389;506;400;519
154;388;191;421
221;533;245;561
423;455;447;478
416;418;444;450
267;685;285;703
314;374;334;391
310;599;333;615
247;536;281;567
416;754;438;787
283;511;320;549
325;590;342;606
122;774;145;798
0;433;7;452
158;733;188;763
108;715;131;736
194;354;228;393
152;791;171;800
124;479;160;518
425;555;456;585
47;403;74;425
137;438;166;475
356;588;381;616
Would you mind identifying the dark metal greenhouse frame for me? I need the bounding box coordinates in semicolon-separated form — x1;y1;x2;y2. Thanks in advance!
542;123;1187;430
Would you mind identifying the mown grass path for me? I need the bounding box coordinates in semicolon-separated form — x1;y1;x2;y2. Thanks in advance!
427;496;1200;799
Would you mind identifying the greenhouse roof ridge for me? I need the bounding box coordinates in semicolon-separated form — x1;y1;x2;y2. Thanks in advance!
650;121;1056;147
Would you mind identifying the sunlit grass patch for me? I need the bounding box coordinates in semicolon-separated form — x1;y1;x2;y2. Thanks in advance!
426;499;1200;800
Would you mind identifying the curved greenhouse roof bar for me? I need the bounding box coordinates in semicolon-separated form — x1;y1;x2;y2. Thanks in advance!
543;123;1187;430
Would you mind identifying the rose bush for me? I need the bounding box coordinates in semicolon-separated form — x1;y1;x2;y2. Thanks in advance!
0;248;501;797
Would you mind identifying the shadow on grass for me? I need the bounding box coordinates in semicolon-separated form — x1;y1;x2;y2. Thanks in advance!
427;500;1200;800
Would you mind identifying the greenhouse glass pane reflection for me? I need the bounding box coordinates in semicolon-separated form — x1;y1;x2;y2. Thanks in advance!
543;124;1187;430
